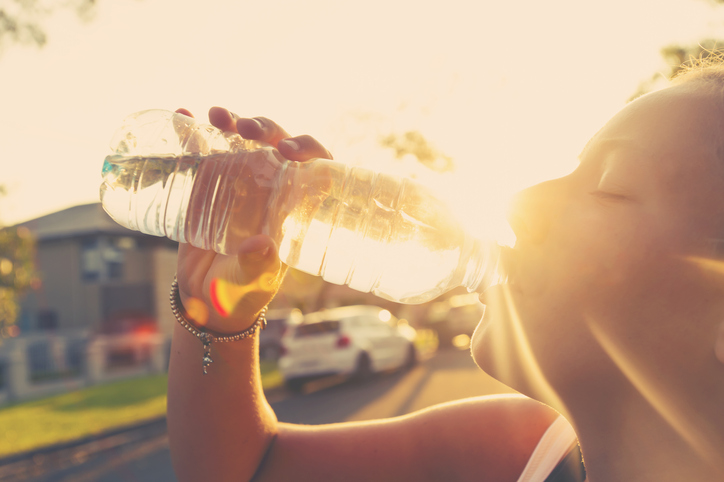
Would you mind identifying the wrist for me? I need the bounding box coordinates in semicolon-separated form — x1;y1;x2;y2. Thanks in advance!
176;283;263;335
170;276;267;374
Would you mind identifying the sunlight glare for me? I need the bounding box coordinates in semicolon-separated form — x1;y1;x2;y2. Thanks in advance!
184;297;210;327
209;273;276;318
487;284;569;415
452;334;471;350
586;316;724;471
684;255;724;278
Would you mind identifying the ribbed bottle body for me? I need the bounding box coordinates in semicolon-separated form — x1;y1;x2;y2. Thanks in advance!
101;154;199;244
100;109;275;252
100;109;502;304
271;160;490;303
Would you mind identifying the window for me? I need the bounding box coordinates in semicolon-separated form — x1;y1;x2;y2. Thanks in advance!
37;310;58;331
27;342;52;376
80;237;125;282
104;239;124;280
81;238;101;281
295;321;340;337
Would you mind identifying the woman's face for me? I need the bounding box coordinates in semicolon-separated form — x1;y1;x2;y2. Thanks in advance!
471;83;724;406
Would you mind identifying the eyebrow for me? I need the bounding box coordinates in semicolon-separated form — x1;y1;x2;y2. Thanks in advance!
577;137;647;164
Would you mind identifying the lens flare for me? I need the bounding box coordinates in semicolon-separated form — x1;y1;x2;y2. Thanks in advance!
451;334;470;349
497;284;569;416
209;272;277;317
684;255;724;280
184;297;210;326
586;316;724;472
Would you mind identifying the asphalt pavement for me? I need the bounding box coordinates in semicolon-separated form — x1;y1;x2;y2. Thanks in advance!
5;347;513;482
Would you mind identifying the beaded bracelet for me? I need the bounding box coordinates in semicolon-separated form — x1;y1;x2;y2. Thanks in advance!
170;276;267;374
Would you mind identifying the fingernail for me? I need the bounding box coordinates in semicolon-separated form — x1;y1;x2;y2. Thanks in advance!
252;118;265;130
281;138;300;151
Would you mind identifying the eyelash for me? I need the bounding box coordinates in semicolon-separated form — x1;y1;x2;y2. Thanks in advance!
589;190;628;201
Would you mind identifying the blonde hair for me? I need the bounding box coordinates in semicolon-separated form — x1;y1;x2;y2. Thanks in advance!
670;50;724;163
671;50;724;87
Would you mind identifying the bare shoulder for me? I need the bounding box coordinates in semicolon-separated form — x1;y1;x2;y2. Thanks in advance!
406;394;560;481
255;394;559;482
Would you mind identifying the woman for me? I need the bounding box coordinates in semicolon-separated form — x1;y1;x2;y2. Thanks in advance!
167;59;724;481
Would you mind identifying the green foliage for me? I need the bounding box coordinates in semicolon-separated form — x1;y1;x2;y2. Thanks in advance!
629;39;724;101
0;187;37;336
379;130;454;173
0;226;34;291
0;0;98;53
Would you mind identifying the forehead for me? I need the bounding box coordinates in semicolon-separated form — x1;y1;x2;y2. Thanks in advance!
589;84;723;163
585;84;724;232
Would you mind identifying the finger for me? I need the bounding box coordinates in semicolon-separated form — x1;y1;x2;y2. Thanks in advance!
208;106;239;134
236;116;291;146
175;108;193;118
278;134;334;162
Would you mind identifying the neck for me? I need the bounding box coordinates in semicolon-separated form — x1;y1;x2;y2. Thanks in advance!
570;388;724;482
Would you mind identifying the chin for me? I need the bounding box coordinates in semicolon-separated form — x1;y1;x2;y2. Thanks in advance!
471;287;549;403
470;294;520;387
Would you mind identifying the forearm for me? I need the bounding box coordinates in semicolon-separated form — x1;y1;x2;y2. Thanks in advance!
167;321;278;482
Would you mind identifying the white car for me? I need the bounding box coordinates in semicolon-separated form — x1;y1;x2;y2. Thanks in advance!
278;305;417;391
258;308;303;360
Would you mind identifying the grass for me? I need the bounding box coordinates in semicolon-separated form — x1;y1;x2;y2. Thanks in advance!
0;362;282;458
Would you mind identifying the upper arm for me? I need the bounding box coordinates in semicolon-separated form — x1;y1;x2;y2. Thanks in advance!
252;394;559;482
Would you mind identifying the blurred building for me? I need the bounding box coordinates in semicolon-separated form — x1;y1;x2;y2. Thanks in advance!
15;203;178;335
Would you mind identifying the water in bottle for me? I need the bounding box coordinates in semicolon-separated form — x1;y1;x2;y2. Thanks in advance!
100;110;504;304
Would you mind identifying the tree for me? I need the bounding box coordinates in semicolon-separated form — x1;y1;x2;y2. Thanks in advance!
0;187;36;338
629;39;724;101
0;0;98;53
379;130;454;173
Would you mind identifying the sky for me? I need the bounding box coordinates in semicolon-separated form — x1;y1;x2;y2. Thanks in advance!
1;0;723;243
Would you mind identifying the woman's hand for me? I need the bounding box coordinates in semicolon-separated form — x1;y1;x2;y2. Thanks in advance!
174;106;332;334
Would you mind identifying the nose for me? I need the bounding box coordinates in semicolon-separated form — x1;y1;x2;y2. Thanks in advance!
507;177;568;245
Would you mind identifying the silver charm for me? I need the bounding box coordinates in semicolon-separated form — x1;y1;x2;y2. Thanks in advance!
200;332;213;375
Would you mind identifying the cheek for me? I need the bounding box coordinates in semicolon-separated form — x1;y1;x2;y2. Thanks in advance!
549;207;662;297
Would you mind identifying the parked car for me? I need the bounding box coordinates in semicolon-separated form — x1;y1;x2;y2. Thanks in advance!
278;305;417;391
259;308;303;360
425;293;484;347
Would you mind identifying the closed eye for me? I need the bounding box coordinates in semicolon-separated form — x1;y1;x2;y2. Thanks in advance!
589;190;629;201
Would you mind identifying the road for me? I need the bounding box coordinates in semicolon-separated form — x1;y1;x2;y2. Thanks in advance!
30;348;513;482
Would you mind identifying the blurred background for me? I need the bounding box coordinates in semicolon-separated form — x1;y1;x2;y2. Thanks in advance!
1;0;724;480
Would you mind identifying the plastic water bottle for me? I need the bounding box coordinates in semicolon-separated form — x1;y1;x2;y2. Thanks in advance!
100;110;504;304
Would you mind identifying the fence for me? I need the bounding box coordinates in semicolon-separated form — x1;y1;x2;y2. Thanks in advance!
0;331;171;405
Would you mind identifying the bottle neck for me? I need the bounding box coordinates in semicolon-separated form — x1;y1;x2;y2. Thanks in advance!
462;238;505;294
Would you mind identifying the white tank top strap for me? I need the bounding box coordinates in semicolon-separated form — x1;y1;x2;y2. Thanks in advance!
516;416;579;482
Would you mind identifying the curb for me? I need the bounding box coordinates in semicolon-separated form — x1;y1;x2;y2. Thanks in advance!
0;416;167;467
0;417;168;481
0;386;290;470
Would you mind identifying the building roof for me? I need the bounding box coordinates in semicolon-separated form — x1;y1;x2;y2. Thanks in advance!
16;203;139;241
